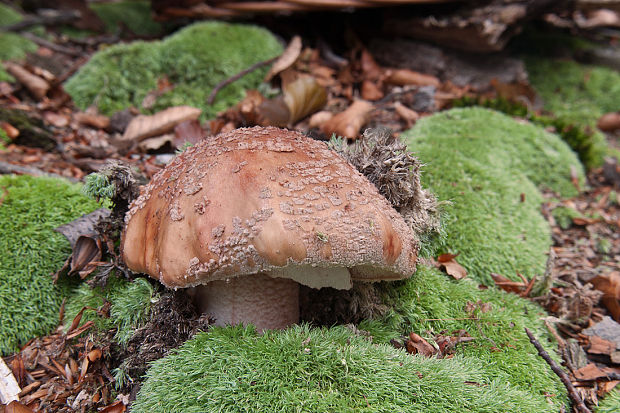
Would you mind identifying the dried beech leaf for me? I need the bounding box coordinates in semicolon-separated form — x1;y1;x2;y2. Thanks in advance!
384;68;440;87
265;36;302;81
69;235;102;278
320;100;373;139
406;332;437;357
360;49;383;81
590;272;620;322
361;80;383;101
4;401;34;413
121;106;201;142
173;119;205;148
437;252;460;263
74;112;110;130
98;400;126;413
283;76;327;125
138;133;174;152
258;96;290;127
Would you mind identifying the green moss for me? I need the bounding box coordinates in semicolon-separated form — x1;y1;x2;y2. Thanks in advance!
133;324;562;413
0;175;100;355
64;275;155;347
597;388;620;412
0;3;22;26
361;266;567;410
0;4;37;82
64;21;283;119
551;206;582;230
90;0;163;37
402;108;583;284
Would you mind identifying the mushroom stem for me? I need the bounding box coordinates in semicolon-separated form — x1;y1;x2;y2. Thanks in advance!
192;273;299;331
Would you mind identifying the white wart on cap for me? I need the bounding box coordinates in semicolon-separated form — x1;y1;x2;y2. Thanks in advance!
122;126;418;330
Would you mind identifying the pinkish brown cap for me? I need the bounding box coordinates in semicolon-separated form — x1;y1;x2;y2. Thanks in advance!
121;127;417;329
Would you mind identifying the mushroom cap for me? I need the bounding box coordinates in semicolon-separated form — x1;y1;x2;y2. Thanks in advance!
122;126;417;289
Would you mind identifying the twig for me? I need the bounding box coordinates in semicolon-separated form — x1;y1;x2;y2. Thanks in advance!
0;161;78;182
525;328;592;413
1;10;80;32
207;56;278;105
19;32;83;57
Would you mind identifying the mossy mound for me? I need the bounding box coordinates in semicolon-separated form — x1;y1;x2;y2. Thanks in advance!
597;388;620;412
133;324;562;413
64;21;283;118
361;265;566;409
0;3;37;82
64;275;155;347
0;175;100;355
402;107;584;284
90;0;163;37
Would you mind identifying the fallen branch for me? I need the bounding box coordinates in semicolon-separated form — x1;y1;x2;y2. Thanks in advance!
525;328;592;413
207;56;277;105
20;32;83;57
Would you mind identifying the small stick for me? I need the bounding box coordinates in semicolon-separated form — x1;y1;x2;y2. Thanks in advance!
20;32;83;57
525;328;592;413
0;160;78;182
207;56;278;105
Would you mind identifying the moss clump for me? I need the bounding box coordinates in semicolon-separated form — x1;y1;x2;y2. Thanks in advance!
64;21;282;119
551;206;582;230
64;275;155;347
597;388;620;412
0;3;37;81
361;265;567;410
0;175;100;355
90;0;163;37
133;324;561;413
402;107;583;284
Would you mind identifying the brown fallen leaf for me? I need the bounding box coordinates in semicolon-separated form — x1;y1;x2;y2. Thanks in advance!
74;112;110;130
265;36;302;81
69;235;102;279
3;62;49;100
308;110;333;129
435;253;467;280
590;272;620;322
43;111;69;128
490;78;538;106
0;122;19;139
282;76;327;125
121;106;202;142
491;272;523;294
406;332;437;357
173;119;205;148
360;49;383;81
4;401;34;413
393;102;419;127
598;112;620;132
138;133;174;152
320;100;373;139
587;335;616;356
384;68;440;87
573;363;611;381
98;400;126;413
361;80;383;101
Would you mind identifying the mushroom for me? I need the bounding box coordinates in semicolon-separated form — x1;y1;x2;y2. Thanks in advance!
122;126;418;330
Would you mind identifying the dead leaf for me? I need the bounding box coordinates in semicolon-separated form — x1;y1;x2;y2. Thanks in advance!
384;69;440;87
87;348;102;362
43;112;69;128
69;235;102;278
405;332;437;357
173;119;204;148
361;80;383;101
320;100;373;139
437;252;460;263
573;363;611;381
98;400;126;413
308;110;333;129
3;62;49;100
282;76;327;125
265;36;302;81
121;106;202;142
55;209;110;248
598;112;620;132
393;102;419;127
491;272;523;294
490;78;537;106
138;133;174;152
0;122;19;139
587;335;616;356
74;112;110;130
258;96;290;127
4;401;34;413
435;253;467;280
590;272;620;322
360;49;383;81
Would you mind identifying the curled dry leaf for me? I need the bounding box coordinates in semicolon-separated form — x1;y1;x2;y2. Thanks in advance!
138;133;174;152
361;80;383;101
74;112;110;130
435;253;467;280
384;68;440;87
320;100;373;139
0;122;19;139
283;76;327;125
265;35;302;81
598;112;620;132
590;271;620;322
406;332;437;357
4;401;33;413
3;62;49;100
360;49;383;81
121;106;201;142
